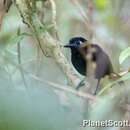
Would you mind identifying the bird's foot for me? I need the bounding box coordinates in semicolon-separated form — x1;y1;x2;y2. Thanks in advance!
76;78;86;90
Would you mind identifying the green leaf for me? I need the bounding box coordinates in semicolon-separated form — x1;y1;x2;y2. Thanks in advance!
8;32;32;46
94;0;108;11
119;47;130;64
98;73;130;95
10;35;24;45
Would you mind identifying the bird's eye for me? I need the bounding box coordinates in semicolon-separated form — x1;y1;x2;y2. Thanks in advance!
79;41;83;45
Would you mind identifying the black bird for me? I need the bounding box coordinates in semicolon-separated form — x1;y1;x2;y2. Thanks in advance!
64;37;113;94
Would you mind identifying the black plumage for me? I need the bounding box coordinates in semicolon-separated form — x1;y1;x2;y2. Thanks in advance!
65;37;87;76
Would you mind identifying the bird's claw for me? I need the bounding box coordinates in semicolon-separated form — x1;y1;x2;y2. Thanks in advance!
76;78;86;90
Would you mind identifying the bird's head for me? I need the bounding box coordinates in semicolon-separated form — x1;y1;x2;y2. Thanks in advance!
64;37;104;60
64;37;87;49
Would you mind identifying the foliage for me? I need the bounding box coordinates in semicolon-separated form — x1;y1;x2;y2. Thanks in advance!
0;0;130;130
119;47;130;64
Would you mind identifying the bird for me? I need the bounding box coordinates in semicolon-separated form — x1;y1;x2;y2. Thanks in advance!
64;36;114;94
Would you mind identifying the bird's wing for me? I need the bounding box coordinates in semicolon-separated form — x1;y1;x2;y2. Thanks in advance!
95;54;113;79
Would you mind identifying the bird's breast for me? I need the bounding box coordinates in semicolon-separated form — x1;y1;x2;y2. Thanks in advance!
71;54;86;76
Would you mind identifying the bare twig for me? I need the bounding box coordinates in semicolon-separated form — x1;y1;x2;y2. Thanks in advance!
27;72;97;101
87;0;94;39
17;27;28;88
2;53;97;101
0;0;12;28
70;0;94;39
14;0;83;87
70;0;89;23
49;0;59;40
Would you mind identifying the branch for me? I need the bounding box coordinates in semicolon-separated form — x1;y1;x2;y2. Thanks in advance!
14;0;83;87
0;0;12;28
70;0;94;39
49;0;59;40
17;27;28;88
26;71;97;101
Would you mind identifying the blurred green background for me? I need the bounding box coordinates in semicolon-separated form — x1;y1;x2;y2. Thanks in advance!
0;0;130;130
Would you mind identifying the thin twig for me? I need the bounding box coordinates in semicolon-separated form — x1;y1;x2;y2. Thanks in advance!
14;0;86;89
70;0;94;39
70;0;89;23
87;0;94;39
49;0;60;40
17;27;28;88
3;55;97;101
27;72;97;101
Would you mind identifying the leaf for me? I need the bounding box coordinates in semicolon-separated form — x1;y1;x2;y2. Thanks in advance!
94;0;108;11
119;47;130;64
8;32;32;46
10;35;24;45
98;73;130;95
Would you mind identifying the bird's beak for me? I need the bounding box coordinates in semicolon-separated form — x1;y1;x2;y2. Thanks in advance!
64;44;76;48
64;45;70;48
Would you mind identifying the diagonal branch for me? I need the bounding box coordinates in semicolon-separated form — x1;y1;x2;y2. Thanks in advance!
14;0;84;87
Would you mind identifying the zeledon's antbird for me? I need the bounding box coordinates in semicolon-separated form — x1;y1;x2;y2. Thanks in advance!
64;37;114;95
